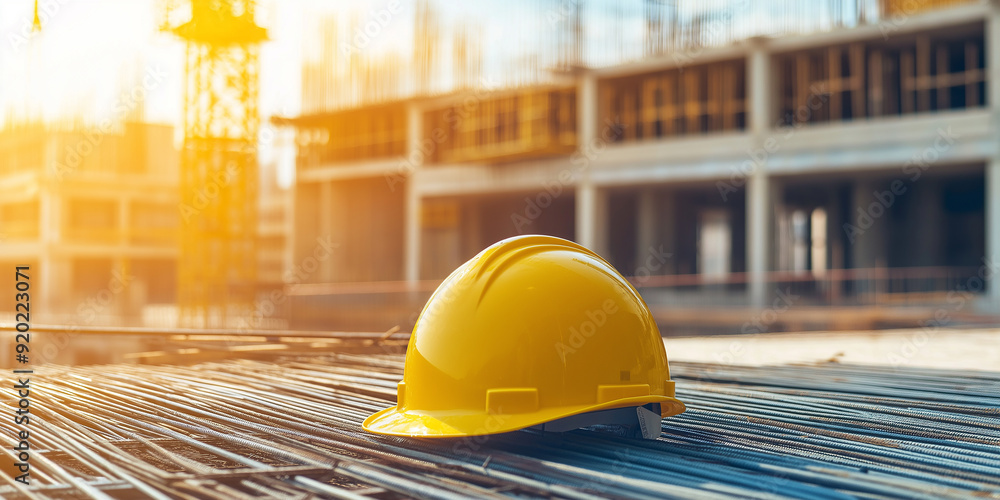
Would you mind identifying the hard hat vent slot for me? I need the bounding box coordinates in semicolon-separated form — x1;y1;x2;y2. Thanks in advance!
486;388;539;415
663;380;676;398
597;384;650;403
620;370;631;381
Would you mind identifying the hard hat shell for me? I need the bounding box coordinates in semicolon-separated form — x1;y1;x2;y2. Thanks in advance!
363;235;685;438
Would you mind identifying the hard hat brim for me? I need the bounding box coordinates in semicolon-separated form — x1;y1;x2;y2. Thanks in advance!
361;394;686;438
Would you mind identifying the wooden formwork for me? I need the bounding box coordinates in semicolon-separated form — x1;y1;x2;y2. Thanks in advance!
297;104;408;166
425;87;577;164
880;0;976;17
776;24;985;125
599;59;747;143
895;33;985;114
778;43;867;124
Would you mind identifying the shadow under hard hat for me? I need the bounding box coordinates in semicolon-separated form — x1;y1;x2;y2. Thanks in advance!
363;234;686;439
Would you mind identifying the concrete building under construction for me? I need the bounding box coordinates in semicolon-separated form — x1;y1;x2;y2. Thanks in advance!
281;0;997;332
0;122;180;324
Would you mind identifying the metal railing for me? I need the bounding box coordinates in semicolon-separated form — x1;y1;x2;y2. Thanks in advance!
283;265;991;331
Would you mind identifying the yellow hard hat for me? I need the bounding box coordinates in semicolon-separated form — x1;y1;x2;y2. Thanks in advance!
363;234;685;438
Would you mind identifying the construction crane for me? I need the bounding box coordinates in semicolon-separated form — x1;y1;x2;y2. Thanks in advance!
161;0;267;327
31;0;41;32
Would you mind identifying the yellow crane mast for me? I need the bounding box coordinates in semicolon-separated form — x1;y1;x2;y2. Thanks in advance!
161;0;267;327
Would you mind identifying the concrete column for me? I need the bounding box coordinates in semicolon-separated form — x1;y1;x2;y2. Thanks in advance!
39;186;59;244
988;160;1000;302
771;179;788;271
574;71;607;256
748;38;772;134
909;182;942;267
634;189;677;275
747;173;769;307
660;191;677;274
986;3;1000;303
989;1;1000;108
404;103;424;283
404;182;420;283
635;188;657;272
318;181;333;282
115;195;130;317
282;186;295;283
576;181;607;256
746;40;772;308
118;197;129;247
850;180;888;269
38;188;63;315
577;73;597;148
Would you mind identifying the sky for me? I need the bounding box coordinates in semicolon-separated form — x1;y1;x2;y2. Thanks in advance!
0;0;876;186
0;0;537;126
0;0;314;185
0;0;875;122
0;0;318;123
0;0;521;186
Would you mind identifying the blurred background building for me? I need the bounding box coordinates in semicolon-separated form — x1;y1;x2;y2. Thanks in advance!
0;121;179;321
281;0;998;333
1;0;998;355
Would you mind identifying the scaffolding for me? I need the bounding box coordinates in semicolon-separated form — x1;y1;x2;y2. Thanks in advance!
425;87;578;164
294;104;408;168
881;0;975;16
165;1;267;327
776;24;985;125
600;59;747;142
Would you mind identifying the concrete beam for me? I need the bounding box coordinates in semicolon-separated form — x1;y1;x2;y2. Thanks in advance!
404;103;424;283
986;1;1000;304
987;160;1000;303
576;181;607;256
635;188;657;273
318;181;333;282
577;73;597;148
